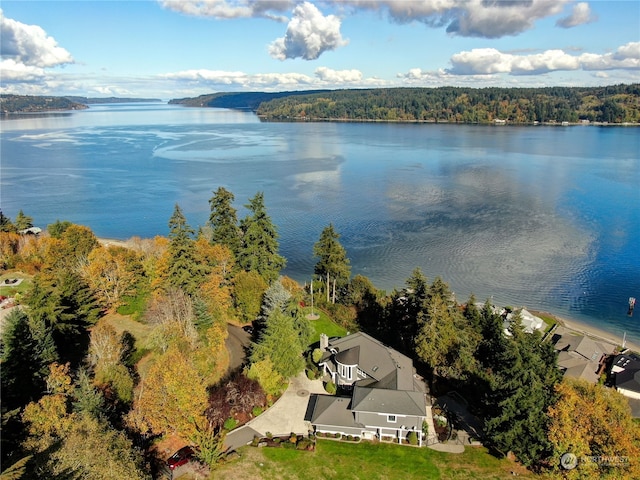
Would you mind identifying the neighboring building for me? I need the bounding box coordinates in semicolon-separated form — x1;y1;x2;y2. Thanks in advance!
553;331;611;383
503;308;544;335
18;227;42;235
610;352;640;400
307;332;430;446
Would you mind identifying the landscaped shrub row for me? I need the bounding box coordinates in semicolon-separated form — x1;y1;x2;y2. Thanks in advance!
251;434;315;451
315;432;360;441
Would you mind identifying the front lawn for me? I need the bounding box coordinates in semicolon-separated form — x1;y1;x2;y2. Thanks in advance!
214;440;535;479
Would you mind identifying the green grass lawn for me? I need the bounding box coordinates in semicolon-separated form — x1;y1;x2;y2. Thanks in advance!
212;440;535;480
303;307;348;345
0;272;33;298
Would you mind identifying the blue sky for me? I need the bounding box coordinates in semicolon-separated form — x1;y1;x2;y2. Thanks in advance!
1;1;638;100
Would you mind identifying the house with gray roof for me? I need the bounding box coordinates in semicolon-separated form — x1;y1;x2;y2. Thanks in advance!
307;332;430;446
552;330;610;383
610;352;640;400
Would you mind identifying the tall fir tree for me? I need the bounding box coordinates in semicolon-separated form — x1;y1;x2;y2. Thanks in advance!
250;309;305;379
167;204;206;295
14;209;33;230
313;224;351;303
0;209;16;232
0;309;53;409
208;187;241;255
238;192;285;283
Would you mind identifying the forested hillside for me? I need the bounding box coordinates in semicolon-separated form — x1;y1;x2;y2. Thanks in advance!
0;94;87;114
255;84;640;124
169;90;330;110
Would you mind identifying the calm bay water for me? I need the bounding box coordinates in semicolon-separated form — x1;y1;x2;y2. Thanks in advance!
2;103;639;342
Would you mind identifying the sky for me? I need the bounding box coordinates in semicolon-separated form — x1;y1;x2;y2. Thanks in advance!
1;0;639;100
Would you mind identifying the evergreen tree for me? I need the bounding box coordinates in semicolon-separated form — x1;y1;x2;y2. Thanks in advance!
208;187;241;254
313;224;351;303
14;209;33;230
0;309;51;409
47;219;72;238
238;192;285;283
24;271;100;366
167;204;206;295
477;305;561;467
260;278;291;322
0;209;16;232
462;294;482;329
250;309;305;379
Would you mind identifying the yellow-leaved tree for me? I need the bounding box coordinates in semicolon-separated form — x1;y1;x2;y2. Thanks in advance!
547;378;640;479
83;245;142;310
130;345;208;439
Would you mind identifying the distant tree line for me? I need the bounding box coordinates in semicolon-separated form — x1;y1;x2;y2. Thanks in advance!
0;95;87;114
254;84;640;124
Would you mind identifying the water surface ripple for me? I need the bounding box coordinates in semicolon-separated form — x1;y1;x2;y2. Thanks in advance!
2;104;639;343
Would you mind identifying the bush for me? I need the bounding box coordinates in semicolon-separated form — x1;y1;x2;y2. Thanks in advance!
266;431;273;439
273;437;281;444
407;431;419;445
312;348;323;363
325;381;337;395
223;417;238;431
306;369;318;380
252;406;263;417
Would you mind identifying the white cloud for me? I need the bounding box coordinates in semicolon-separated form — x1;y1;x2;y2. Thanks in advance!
160;68;315;89
159;0;293;21
446;42;640;75
269;2;348;60
0;9;73;68
0;59;46;83
314;66;362;83
556;2;595;28
332;0;570;38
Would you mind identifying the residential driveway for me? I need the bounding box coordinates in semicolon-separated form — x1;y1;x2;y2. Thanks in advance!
247;371;326;436
225;372;326;450
226;325;251;373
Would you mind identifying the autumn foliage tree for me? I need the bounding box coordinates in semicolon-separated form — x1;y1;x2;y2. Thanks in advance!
129;345;208;440
83;245;143;310
547;378;640;478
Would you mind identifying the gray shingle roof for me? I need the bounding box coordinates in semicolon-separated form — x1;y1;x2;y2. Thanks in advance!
329;332;415;390
351;386;426;417
309;395;361;428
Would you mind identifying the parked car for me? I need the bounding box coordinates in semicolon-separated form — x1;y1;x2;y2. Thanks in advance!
242;325;254;334
166;446;195;470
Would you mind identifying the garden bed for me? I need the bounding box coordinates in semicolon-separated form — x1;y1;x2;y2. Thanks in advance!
252;433;315;451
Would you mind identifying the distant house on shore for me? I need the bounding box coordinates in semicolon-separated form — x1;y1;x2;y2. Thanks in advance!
610;352;640;400
552;331;611;383
18;226;42;235
307;332;431;446
503;308;544;335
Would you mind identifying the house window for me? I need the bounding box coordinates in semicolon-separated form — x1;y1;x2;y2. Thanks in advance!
387;415;396;423
338;363;354;381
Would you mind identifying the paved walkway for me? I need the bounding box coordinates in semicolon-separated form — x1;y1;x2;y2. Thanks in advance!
224;372;325;450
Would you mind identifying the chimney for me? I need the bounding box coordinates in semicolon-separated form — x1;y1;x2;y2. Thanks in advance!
320;333;329;351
